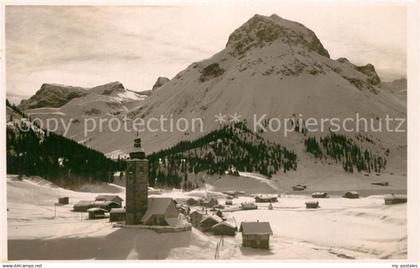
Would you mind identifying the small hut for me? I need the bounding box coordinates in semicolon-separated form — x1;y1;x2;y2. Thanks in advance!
255;195;278;203
190;210;206;227
312;192;328;198
212;221;237;236
343;191;359;199
225;200;233;206
384;194;407;205
372;182;389;186
240;221;273;249
292;185;307;191
241;202;258;210
199;215;222;232
87;207;107;219
305;201;319;209
109;208;126;222
58;197;69;205
186;198;200;206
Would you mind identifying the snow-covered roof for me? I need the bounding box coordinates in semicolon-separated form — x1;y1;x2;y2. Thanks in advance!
190;210;205;216
212;221;236;229
74;200;94;206
110;208;125;213
200;215;222;224
312;192;327;195
384;194;407;200
95;195;123;202
87;207;107;212
255;194;278;199
141;197;174;222
240;222;273;235
93;200;117;206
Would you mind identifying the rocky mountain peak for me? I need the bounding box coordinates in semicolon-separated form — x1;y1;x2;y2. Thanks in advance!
225;14;330;58
18;83;87;110
152;77;170;91
355;64;381;85
89;81;126;95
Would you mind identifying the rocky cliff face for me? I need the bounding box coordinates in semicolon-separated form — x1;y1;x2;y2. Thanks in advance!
18;83;88;110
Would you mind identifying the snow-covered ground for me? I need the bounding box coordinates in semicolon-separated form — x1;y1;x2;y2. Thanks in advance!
7;175;406;260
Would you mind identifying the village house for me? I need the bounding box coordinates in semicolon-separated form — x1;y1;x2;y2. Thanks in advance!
312;192;329;198
199;215;222;232
87;207;107;220
95;195;124;206
305;201;320;209
241;202;258;210
109;208;126;222
141;197;179;226
240;221;273;249
343;191;359;199
384;194;407;205
190;210;206;227
292;185;307;191
212;221;237;236
255;195;278;203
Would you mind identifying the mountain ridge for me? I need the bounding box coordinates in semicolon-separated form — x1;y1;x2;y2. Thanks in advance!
20;14;406;177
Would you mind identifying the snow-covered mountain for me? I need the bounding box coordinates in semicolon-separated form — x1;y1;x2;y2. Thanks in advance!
24;81;146;123
120;15;406;154
23;14;406;174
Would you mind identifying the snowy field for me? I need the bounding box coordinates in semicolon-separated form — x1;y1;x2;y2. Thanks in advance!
7;175;406;260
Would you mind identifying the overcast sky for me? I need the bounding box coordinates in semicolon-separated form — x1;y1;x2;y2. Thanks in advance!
6;4;406;103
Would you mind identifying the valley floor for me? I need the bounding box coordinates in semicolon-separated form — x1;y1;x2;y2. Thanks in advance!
7;175;406;260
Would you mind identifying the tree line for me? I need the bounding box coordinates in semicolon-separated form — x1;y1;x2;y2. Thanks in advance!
147;122;297;188
6;100;122;186
305;132;387;174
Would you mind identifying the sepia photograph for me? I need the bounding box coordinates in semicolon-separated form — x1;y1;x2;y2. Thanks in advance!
1;0;418;265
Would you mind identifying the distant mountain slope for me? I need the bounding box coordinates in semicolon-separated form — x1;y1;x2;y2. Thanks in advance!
20;81;147;112
380;78;407;95
18;83;88;110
